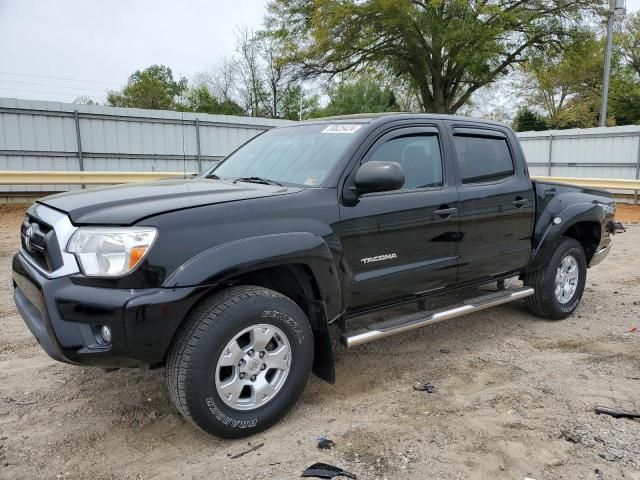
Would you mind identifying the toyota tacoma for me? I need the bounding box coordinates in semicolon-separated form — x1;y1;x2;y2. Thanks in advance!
13;113;617;438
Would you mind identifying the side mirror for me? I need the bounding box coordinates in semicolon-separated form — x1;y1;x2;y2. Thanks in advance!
354;161;405;194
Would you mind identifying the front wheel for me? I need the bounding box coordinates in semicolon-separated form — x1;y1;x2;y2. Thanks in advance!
524;237;587;320
166;286;314;438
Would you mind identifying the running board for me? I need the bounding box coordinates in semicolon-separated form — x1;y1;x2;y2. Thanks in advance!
340;287;534;348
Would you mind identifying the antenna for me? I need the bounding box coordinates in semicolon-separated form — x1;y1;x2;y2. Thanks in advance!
299;84;303;121
181;108;187;179
179;73;187;179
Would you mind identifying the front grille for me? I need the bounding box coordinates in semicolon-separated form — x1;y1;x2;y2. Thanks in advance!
21;215;63;272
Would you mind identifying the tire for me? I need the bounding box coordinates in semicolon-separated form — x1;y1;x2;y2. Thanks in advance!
166;286;314;438
524;237;587;320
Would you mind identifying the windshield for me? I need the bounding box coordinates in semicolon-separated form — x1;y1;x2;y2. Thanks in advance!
207;123;362;187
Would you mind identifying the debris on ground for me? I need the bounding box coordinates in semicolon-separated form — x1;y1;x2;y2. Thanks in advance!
595;406;640;419
301;463;356;479
560;418;640;468
610;221;626;233
439;348;451;354
228;442;264;459
561;430;581;443
413;382;437;393
316;435;336;449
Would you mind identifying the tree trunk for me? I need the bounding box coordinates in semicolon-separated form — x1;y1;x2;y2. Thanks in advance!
413;73;456;114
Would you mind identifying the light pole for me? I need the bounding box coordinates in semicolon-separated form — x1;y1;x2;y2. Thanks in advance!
599;0;626;127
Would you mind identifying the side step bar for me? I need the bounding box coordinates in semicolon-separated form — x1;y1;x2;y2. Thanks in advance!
340;287;534;348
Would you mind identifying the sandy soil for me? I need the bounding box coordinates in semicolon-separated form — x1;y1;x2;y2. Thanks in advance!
0;204;639;480
614;204;640;223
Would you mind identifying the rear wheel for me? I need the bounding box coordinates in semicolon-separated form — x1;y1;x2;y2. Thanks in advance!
524;237;587;320
166;286;314;438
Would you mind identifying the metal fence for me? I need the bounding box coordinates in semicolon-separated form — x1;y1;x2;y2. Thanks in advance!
1;97;640;201
517;125;640;180
0;97;292;196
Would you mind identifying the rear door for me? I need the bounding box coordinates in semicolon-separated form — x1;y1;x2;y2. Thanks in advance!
337;123;460;314
450;124;535;284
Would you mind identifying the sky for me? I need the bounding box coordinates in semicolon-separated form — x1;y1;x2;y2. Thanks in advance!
0;0;270;103
0;0;638;105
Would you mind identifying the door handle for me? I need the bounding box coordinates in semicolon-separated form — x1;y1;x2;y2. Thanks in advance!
512;198;529;208
434;206;457;218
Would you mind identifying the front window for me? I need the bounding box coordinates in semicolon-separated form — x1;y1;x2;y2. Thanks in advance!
207;124;362;187
368;134;443;189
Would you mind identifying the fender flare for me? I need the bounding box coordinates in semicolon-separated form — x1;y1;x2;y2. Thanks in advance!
163;232;342;383
528;201;607;272
164;232;342;318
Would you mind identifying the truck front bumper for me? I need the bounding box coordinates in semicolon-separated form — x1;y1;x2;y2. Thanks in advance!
12;251;208;368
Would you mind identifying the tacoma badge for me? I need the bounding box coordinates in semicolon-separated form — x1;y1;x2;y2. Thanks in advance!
361;253;398;264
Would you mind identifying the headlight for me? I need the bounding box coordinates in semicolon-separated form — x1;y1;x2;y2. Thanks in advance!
66;227;157;277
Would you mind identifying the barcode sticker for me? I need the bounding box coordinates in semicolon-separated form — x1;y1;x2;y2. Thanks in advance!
321;124;362;134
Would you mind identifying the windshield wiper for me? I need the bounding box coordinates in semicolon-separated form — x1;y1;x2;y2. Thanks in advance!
205;173;221;179
233;176;283;186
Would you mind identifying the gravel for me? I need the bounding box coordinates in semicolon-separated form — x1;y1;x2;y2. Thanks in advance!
0;205;638;479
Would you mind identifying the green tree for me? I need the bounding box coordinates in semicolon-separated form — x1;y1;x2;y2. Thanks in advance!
178;84;221;113
522;29;640;128
175;84;244;115
280;84;320;120
612;12;640;125
266;0;599;114
618;11;640;79
107;65;187;110
522;38;603;128
554;96;602;128
216;99;246;116
513;108;548;132
608;69;640;125
317;77;400;117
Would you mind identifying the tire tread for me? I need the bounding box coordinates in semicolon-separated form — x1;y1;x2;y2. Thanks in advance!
524;236;586;320
166;286;284;429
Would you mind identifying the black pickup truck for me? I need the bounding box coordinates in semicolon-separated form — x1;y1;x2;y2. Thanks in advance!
13;113;617;438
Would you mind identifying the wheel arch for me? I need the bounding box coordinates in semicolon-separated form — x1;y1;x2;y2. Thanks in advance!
561;221;601;264
528;202;607;272
222;263;336;383
163;233;341;383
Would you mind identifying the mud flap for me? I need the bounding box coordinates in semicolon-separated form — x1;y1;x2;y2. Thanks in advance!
309;299;336;384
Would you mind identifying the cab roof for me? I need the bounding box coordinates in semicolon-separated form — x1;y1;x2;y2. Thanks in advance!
301;112;509;128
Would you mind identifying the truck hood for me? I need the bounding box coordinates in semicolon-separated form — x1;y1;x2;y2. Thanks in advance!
38;178;302;225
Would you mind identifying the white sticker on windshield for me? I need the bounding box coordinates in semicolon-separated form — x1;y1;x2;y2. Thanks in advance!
304;178;320;186
321;124;362;134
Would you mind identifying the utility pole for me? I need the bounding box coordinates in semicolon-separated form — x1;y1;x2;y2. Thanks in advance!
599;0;626;127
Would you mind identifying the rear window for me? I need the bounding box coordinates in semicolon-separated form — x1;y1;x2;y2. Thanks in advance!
454;135;514;184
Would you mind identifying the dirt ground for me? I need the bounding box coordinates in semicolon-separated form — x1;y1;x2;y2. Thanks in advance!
1;204;639;480
613;204;640;223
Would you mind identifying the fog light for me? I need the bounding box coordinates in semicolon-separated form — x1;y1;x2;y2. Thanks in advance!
100;325;112;344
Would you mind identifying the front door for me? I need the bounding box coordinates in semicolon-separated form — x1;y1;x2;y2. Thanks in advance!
337;125;460;314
